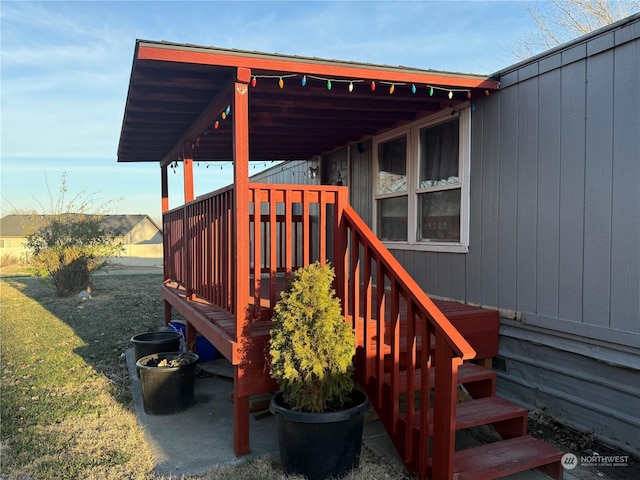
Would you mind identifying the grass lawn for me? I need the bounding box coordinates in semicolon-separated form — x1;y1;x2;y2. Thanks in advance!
1;271;162;479
1;269;409;480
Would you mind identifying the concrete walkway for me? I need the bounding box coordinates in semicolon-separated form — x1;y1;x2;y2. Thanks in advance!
127;350;586;479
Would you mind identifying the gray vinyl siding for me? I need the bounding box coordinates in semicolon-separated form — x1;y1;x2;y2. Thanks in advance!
497;321;640;456
584;49;614;328
558;59;586;323
349;142;373;227
250;160;319;185
492;19;639;454
497;84;518;312
611;39;640;331
383;17;640;454
536;68;561;320
392;18;640;341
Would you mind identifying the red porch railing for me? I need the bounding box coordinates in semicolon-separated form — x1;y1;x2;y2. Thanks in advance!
161;183;475;479
163;183;346;334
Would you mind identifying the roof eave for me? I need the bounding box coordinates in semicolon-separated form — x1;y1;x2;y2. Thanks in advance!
135;40;500;90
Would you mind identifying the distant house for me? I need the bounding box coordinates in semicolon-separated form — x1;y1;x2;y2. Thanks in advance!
0;214;163;267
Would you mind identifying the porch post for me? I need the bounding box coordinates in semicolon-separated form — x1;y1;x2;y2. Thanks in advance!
183;142;194;203
161;163;170;213
161;163;171;325
182;142;196;351
334;187;349;318
232;66;251;457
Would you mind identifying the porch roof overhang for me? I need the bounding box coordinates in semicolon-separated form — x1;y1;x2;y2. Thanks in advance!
117;40;500;166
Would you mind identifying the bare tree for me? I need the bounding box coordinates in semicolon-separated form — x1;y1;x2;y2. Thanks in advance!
514;0;640;59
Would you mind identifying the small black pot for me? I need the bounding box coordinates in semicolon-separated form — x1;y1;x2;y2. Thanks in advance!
136;352;199;415
269;390;370;480
130;331;182;363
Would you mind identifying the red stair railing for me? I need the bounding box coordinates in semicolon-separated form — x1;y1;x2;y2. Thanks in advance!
338;204;476;479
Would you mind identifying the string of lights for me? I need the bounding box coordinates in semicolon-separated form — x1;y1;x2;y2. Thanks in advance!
169;159;318;178
251;72;486;98
177;71;490;163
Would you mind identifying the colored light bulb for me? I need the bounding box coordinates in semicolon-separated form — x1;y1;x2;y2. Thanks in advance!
327;80;332;90
251;76;257;87
389;84;395;94
214;121;219;129
411;84;416;94
448;90;453;99
429;86;434;96
371;81;376;91
349;82;354;92
225;105;231;115
279;77;284;88
221;112;226;120
302;75;307;86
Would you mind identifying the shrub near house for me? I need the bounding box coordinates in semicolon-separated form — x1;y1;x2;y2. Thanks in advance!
25;213;124;297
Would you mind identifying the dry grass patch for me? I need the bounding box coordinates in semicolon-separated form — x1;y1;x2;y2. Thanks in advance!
175;447;411;480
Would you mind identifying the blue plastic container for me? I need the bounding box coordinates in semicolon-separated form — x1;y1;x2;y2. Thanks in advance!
168;321;216;362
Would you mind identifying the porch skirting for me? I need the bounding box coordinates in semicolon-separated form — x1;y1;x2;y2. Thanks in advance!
495;319;640;457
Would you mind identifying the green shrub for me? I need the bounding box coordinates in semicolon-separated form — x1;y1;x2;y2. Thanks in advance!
269;261;355;412
21;174;124;297
26;213;123;297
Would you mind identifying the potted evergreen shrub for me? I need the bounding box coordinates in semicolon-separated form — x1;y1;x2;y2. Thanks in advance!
268;261;370;480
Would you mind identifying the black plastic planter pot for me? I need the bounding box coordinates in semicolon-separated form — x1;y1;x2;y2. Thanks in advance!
136;352;199;415
269;390;370;480
130;331;182;363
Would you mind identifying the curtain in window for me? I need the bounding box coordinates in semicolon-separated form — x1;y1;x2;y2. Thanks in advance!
419;119;459;188
377;136;407;194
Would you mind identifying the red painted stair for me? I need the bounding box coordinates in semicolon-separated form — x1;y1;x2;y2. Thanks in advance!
454;435;564;480
366;358;564;479
342;205;564;479
398;395;529;437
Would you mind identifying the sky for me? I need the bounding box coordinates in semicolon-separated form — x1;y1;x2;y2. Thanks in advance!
1;0;537;224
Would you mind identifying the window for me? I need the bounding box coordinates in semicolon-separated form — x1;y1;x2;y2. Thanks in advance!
377;136;407;241
373;107;470;253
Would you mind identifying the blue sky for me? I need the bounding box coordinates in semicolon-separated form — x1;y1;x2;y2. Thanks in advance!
1;1;536;223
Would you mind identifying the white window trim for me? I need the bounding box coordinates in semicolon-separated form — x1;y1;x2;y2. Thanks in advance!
372;105;471;253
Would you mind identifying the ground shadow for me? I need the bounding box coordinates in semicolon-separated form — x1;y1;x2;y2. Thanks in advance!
3;269;168;408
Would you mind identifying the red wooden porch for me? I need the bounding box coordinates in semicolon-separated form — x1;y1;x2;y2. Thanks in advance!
159;183;562;480
117;41;563;479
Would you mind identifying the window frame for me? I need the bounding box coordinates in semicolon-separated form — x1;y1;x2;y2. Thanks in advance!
372;106;471;253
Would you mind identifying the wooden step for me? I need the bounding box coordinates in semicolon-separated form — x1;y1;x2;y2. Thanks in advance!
453;435;564;480
400;396;528;438
382;362;496;398
454;396;528;437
